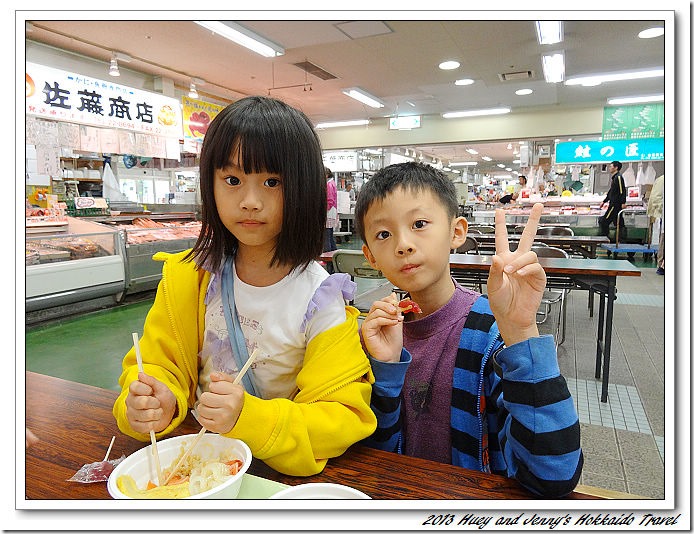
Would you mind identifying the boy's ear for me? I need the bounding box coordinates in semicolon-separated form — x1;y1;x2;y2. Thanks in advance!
362;244;379;269
450;216;468;250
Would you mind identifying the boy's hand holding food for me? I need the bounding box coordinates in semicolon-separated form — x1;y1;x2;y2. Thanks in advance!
487;203;546;347
196;372;245;435
125;372;177;434
361;292;405;363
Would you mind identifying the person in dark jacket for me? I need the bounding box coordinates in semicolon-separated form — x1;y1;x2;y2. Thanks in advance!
599;161;627;241
355;162;583;498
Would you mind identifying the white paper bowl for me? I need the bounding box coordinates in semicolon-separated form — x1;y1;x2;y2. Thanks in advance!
108;433;251;499
270;483;371;499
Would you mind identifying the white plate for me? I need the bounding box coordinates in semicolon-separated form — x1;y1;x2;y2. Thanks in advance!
270;483;371;499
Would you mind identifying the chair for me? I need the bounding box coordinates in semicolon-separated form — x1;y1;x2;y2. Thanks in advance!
454;236;479;255
532;245;572;347
331;250;394;314
453;236;482;291
536;226;574;236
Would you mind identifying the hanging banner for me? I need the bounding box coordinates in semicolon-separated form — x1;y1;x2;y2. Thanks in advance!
25;62;182;138
182;96;226;140
602;103;664;140
555;138;664;164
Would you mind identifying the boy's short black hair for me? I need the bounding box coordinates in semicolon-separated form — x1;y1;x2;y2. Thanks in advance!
188;96;326;272
610;160;623;171
355;162;458;244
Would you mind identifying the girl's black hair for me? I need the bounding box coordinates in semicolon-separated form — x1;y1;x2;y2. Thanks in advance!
187;96;326;272
355;162;458;244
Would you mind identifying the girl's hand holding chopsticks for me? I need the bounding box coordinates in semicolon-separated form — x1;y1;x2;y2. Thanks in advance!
194;371;246;435
124;373;177;434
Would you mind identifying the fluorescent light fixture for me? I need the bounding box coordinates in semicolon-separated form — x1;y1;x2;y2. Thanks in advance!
497;163;506;168
442;107;511;119
513;159;521;164
541;52;565;83
315;119;370;129
515;88;533;96
496;174;512;179
455;78;475;86
449;161;478;167
535;21;563;45
439;60;460;70
639;27;664;39
565;68;664;86
194;21;284;57
451;169;461;174
466;148;478;154
342;87;385;108
481;156;493;161
607;94;664;105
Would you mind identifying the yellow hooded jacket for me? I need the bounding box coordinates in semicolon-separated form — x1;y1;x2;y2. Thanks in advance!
113;250;376;476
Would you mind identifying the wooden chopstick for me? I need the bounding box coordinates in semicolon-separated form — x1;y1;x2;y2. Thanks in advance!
132;332;164;486
162;348;260;486
103;436;116;462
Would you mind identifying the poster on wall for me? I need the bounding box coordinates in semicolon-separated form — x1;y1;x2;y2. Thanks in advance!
26;62;183;138
602;103;664;140
182;96;226;140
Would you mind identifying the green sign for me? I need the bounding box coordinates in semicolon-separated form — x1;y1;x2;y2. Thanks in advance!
602;103;664;140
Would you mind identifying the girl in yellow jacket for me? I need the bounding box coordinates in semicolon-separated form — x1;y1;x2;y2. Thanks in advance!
113;96;375;476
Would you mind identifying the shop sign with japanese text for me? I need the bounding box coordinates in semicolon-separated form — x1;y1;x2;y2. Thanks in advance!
182;96;225;140
555;138;664;164
26;62;182;138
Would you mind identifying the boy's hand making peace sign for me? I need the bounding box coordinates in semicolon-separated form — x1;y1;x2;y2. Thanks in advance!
487;203;547;346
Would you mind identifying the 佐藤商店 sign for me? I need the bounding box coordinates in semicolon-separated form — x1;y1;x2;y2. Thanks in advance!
26;62;182;138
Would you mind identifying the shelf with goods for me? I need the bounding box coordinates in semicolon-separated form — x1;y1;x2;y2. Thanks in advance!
26;217;127;322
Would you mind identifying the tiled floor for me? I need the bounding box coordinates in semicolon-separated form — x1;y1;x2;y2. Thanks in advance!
24;245;666;499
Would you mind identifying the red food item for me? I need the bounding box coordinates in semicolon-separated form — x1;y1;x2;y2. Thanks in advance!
189;111;211;136
398;298;422;314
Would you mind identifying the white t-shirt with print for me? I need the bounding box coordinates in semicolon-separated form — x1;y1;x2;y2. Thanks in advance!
198;261;347;401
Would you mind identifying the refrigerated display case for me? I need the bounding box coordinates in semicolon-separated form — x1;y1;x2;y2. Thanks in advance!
94;212;201;294
25;217;127;315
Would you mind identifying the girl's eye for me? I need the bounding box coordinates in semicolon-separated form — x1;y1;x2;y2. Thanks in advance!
413;220;428;229
375;230;391;240
224;176;241;186
264;177;281;188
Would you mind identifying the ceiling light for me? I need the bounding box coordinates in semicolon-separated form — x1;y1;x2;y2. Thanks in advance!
513;160;521;164
341;87;385;108
497;163;506;168
442;107;511;119
315;119;370;129
188;83;198;99
507;143;513;149
194;21;284;57
565;68;664;86
481;156;493;161
108;53;120;77
439;60;460;70
639;27;664;39
607;94;664;105
450;161;478;166
466;148;478;154
535;21;563;45
455;78;475;86
515;88;533;96
541;52;565;83
451;169;461;174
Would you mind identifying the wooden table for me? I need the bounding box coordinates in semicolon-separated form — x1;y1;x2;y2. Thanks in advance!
24;372;597;501
469;234;610;259
447;254;641;402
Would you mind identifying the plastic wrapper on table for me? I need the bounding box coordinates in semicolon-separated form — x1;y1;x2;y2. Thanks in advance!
68;456;125;483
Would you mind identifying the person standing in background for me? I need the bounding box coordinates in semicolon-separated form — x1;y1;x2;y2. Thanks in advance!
647;174;665;275
599;161;627;241
324;167;338;254
345;182;356;202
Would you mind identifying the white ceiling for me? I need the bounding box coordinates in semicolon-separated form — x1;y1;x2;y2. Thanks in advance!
25;16;666;174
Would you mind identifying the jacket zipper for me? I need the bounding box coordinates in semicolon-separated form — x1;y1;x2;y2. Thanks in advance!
478;330;502;471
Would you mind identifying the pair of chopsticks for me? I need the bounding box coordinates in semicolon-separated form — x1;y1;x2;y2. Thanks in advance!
162;348;259;486
132;332;164;486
